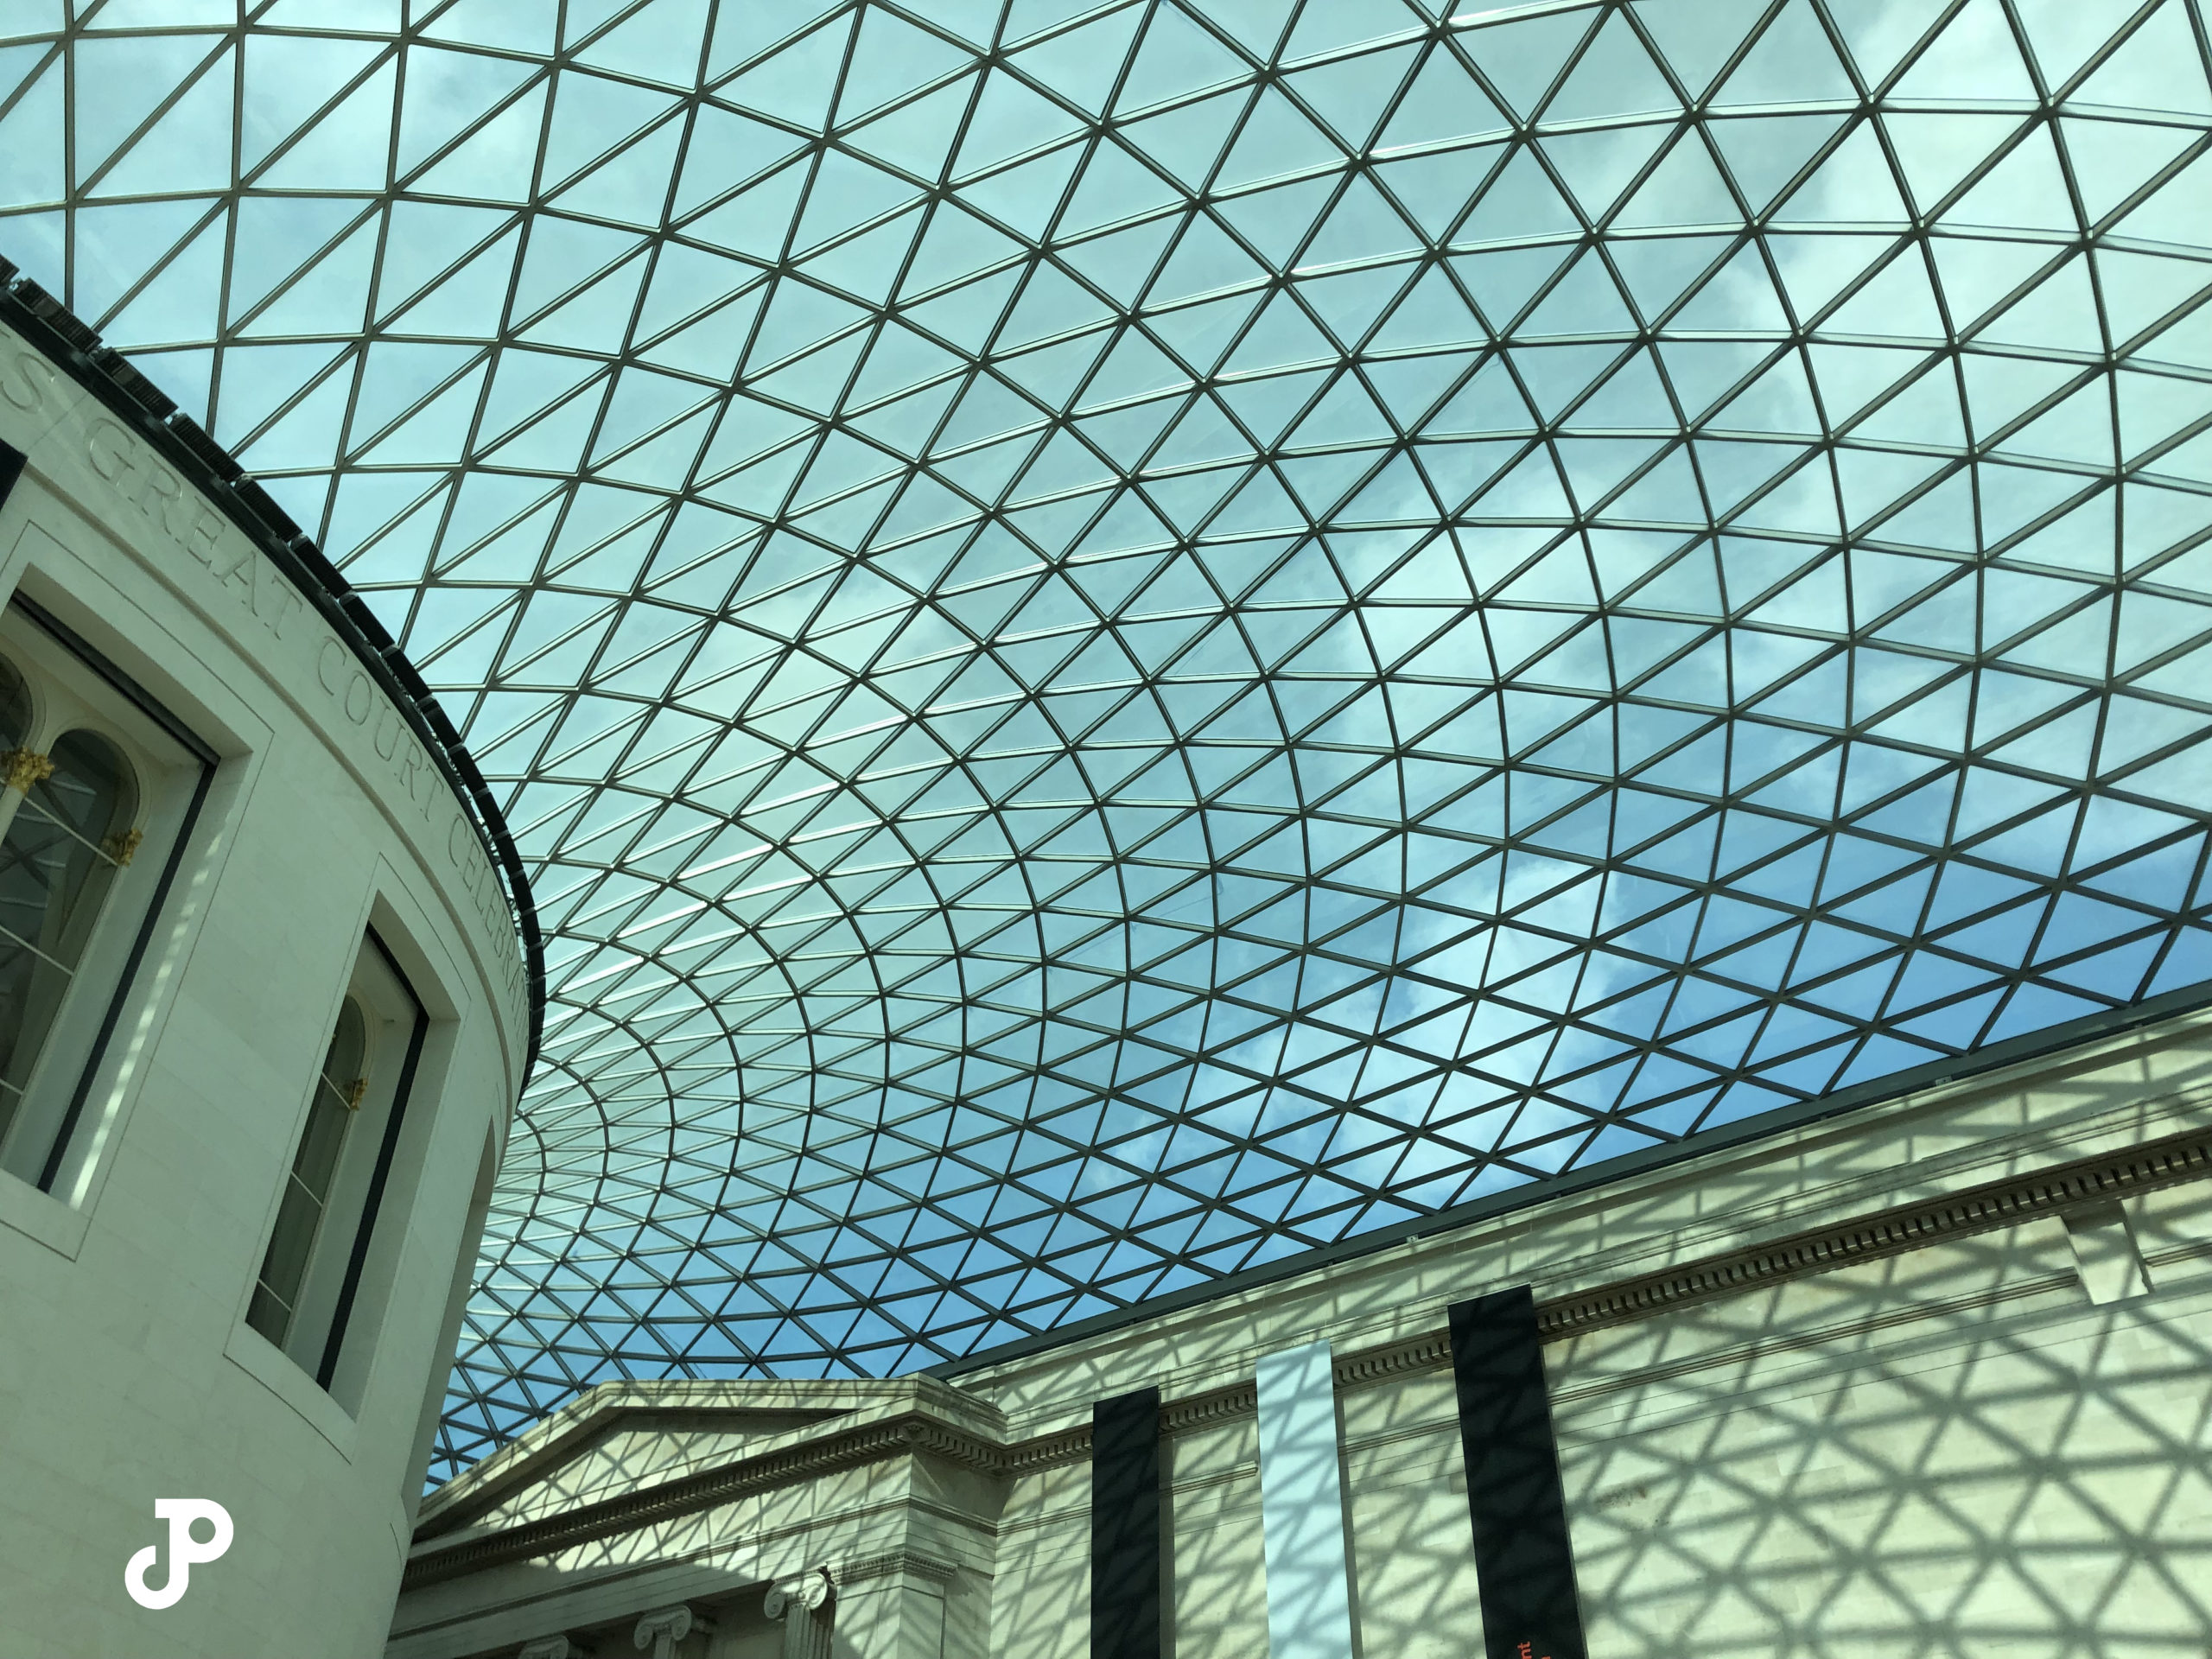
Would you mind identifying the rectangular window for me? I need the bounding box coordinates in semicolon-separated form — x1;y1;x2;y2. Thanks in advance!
249;931;429;1400
0;597;213;1195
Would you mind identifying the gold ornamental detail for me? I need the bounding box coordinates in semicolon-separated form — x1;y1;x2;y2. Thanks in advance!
1;748;53;792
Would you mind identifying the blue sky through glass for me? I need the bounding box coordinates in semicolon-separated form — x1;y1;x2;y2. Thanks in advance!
5;0;2212;1482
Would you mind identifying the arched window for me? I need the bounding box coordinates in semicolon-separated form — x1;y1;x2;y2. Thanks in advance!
249;997;370;1349
247;936;428;1402
0;722;140;1153
0;603;210;1196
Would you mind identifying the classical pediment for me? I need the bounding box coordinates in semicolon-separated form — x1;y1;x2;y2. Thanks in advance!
409;1376;1019;1583
417;1381;888;1542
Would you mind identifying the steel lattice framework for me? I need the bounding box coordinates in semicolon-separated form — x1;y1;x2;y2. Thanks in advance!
8;0;2212;1482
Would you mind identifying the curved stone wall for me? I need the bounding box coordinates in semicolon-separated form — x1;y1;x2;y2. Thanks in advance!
0;302;535;1659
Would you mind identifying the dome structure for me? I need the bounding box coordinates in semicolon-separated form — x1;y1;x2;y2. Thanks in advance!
8;0;2212;1483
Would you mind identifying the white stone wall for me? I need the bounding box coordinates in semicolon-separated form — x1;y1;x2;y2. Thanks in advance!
383;1009;2212;1659
0;319;527;1659
1027;1202;2212;1659
963;1014;2212;1659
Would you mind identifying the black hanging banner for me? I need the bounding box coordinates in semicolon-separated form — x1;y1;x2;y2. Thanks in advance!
1450;1286;1588;1659
1090;1385;1162;1659
0;440;25;508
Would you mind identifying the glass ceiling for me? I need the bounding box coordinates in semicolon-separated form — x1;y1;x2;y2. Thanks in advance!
8;0;2212;1482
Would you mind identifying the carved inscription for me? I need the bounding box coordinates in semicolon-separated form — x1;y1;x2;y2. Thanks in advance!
1;344;60;414
85;419;308;640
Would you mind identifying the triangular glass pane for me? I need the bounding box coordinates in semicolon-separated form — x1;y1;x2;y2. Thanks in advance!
1458;9;1592;119
1375;42;1508;151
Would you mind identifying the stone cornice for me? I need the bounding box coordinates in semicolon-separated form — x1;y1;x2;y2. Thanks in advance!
1143;1118;2212;1428
1528;1116;2212;1343
929;995;2212;1388
837;1550;957;1585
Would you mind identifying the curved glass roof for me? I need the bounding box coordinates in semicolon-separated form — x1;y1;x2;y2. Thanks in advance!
9;0;2212;1480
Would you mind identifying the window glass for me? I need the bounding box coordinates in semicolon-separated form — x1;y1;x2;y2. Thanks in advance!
246;934;428;1408
0;657;28;751
0;728;137;1145
249;999;369;1348
0;612;208;1198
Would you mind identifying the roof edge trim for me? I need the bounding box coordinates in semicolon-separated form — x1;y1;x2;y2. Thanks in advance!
924;971;2212;1381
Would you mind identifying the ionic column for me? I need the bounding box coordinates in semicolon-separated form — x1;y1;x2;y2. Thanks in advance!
633;1604;713;1659
766;1565;836;1659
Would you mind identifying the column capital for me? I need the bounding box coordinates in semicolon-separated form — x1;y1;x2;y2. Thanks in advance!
766;1565;836;1659
765;1564;836;1619
633;1604;713;1658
